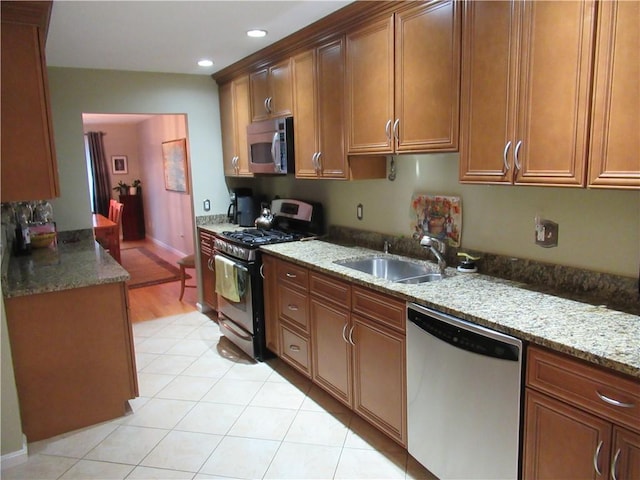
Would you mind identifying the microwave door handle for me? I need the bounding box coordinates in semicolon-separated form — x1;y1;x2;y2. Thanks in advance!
271;132;282;173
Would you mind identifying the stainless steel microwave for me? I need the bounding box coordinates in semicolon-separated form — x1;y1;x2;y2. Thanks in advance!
247;116;294;174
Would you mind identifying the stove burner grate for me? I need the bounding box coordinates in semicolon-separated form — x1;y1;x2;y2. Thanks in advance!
221;228;305;246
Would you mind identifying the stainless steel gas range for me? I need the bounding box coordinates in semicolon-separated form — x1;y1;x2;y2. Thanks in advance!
212;198;323;361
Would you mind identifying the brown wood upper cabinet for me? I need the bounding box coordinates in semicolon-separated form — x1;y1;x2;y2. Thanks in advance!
346;1;461;155
250;58;293;122
1;1;60;202
459;1;596;186
292;38;347;178
588;1;640;189
219;75;253;177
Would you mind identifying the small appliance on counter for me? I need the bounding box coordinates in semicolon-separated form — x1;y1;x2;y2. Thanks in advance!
227;188;261;226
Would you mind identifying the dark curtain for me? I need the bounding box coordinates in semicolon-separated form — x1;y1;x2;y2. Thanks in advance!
87;131;111;216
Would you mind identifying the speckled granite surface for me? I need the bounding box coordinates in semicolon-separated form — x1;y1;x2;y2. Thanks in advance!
259;240;640;379
3;230;129;298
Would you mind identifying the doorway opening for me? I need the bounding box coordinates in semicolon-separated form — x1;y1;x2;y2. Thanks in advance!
82;113;195;262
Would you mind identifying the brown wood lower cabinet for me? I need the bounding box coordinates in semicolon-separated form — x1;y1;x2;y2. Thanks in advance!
4;282;138;442
198;229;216;311
523;346;640;479
264;254;407;446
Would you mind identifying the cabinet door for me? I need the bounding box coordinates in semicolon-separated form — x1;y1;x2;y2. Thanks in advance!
351;314;406;446
220;76;252;177
262;255;280;355
219;81;237;175
292;49;319;177
523;389;612;480
310;298;352;406
316;38;347;177
515;0;595;186
459;0;520;184
268;58;293;118
395;1;460;153
346;15;395;154
588;1;640;189
1;20;59;202
613;427;640;480
199;231;216;310
250;68;270;121
233;76;252;176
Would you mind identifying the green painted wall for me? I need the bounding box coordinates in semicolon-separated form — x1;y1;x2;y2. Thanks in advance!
251;153;640;277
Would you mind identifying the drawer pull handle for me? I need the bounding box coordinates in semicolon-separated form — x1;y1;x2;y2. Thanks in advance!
289;344;301;352
596;391;635;408
593;440;603;476
286;272;297;278
611;448;621;480
287;304;299;311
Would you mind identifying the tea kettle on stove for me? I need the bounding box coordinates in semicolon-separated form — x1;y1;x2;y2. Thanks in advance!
254;206;274;229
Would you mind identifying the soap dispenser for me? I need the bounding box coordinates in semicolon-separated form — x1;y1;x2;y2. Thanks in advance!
457;252;480;273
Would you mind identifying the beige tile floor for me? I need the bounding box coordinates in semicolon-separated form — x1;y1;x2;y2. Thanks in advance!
1;311;436;480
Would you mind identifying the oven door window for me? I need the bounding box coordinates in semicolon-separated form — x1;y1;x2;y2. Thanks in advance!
215;253;254;334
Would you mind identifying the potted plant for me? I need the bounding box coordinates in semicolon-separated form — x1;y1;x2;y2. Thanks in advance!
113;181;129;196
130;179;141;195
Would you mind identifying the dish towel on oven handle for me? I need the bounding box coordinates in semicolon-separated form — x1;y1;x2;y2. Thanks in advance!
214;255;246;303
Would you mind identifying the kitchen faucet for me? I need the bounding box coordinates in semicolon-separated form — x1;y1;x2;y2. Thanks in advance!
420;234;447;274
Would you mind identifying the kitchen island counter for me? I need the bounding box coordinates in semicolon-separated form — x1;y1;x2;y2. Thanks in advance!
260;240;640;379
2;232;129;298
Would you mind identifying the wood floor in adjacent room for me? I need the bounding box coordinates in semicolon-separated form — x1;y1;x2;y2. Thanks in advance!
121;238;201;323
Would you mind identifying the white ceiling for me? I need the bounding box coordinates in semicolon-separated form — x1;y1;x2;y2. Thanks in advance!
46;0;353;76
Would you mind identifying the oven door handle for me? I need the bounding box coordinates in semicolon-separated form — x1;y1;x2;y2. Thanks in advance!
214;252;250;273
219;317;252;341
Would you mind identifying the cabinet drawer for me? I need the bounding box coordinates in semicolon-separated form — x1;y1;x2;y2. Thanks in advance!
280;324;311;377
352;286;405;333
527;346;640;433
277;260;309;291
310;272;351;308
278;284;309;331
199;230;213;255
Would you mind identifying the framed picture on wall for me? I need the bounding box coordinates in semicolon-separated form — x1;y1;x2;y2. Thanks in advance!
111;155;128;174
162;138;189;193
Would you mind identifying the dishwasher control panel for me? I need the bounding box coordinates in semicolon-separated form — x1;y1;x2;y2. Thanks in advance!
407;304;520;361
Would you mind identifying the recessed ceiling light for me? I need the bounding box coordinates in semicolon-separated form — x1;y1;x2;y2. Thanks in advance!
247;29;267;38
197;59;214;67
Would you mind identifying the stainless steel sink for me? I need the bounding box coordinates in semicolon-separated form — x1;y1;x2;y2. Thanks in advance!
334;256;444;284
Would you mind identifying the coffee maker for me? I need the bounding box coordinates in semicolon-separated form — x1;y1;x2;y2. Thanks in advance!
227;188;259;226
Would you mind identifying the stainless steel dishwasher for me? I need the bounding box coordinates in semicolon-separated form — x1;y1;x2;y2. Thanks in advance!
406;302;523;480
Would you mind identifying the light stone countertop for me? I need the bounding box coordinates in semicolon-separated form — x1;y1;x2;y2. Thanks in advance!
258;239;640;379
3;237;129;298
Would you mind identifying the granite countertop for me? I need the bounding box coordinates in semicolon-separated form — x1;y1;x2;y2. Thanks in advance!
3;236;129;298
258;239;640;379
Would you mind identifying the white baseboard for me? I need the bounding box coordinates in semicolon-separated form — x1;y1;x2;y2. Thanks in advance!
1;434;28;470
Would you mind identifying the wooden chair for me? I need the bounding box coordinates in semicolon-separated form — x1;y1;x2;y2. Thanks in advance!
108;200;124;227
177;254;196;301
95;200;124;263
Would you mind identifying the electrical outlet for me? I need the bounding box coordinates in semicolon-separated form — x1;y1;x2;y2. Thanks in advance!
203;199;211;211
356;203;364;220
534;217;559;248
